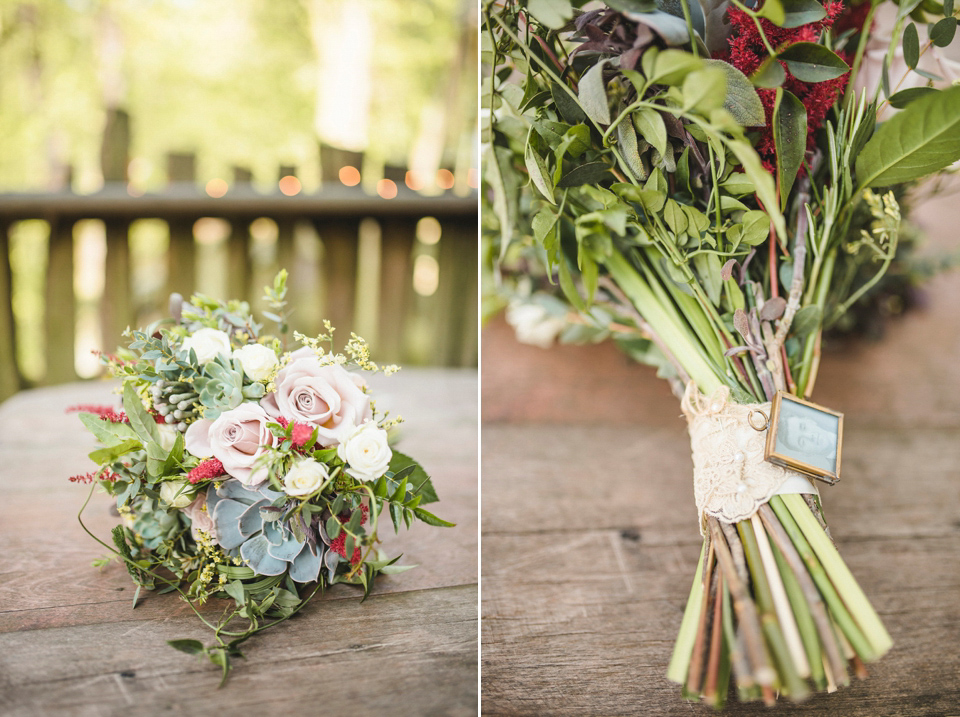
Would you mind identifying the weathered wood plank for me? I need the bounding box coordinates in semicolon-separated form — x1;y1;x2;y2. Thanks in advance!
0;220;20;399
377;218;417;363
316;220;360;342
100;220;133;352
434;218;478;366
43;218;77;385
0;585;477;717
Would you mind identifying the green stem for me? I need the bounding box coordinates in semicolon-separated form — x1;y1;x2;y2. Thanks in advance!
668;542;707;683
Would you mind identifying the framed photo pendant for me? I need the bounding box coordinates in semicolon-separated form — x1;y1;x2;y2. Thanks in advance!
762;392;844;485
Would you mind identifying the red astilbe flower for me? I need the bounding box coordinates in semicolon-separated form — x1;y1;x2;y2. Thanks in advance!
187;458;227;484
69;470;119;484
723;0;850;171
329;504;370;565
66;404;127;423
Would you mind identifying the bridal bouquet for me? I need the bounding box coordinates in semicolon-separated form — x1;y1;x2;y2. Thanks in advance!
483;0;960;706
70;272;452;683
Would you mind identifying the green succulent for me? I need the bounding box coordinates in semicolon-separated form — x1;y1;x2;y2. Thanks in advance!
193;357;265;419
131;498;185;550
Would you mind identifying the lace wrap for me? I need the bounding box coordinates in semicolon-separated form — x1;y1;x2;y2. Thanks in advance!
681;383;817;533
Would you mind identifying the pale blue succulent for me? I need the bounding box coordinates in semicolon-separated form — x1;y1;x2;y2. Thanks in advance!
206;479;326;583
131;499;183;550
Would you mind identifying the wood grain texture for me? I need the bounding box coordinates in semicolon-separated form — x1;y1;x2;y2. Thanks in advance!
481;423;960;716
0;369;478;716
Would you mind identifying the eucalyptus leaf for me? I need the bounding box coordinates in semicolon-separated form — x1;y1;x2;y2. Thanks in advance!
650;48;704;86
705;60;766;127
779;43;849;82
855;85;960;188
773;88;807;209
756;0;785;25
930;17;957;47
903;23;920;69
887;87;937;109
698;0;734;54
777;0;828;27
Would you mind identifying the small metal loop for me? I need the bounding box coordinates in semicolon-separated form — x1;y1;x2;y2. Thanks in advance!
747;409;769;432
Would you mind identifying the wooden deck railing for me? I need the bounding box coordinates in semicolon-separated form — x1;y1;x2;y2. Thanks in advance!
0;164;477;401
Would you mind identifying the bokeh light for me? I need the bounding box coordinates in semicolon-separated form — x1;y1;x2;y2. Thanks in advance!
376;179;398;199
278;176;301;196
436;168;455;190
339;166;361;186
205;178;228;198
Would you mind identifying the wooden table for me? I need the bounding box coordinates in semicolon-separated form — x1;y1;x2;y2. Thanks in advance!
481;183;960;715
0;369;478;716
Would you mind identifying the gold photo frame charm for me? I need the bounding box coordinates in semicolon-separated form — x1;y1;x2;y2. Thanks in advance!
763;391;843;485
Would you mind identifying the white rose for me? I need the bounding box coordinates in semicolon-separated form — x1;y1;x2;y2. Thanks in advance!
160;479;194;509
337;421;392;482
156;423;179;452
282;459;330;497
233;343;279;382
506;301;566;349
181;328;232;364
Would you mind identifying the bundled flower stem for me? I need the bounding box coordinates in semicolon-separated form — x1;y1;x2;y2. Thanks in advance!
484;0;960;706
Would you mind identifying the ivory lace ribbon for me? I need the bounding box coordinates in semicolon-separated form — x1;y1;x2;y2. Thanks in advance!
681;383;817;533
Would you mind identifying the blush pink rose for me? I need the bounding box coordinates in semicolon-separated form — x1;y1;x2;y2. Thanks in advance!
182;494;217;541
260;347;371;447
185;403;275;486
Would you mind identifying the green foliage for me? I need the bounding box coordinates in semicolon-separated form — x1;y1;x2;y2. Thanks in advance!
773;89;808;209
855;86;960;188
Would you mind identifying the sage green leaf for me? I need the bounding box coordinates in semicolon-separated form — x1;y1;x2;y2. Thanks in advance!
725;138;786;240
740;210;771;246
89;439;141;464
650;48;703;86
632;108;668;156
532;209;559;264
778;0;827;27
752;56;786;88
388;450;438;504
855;85;960;188
791;305;821;337
78;412;137;444
887;87;937;109
721;172;755;195
694;253;723;305
682;67;727;114
485;144;516;259
579;60;612;125
639;168;668;212
705;60;766;127
606;0;658;10
779;43;849;82
527;0;573;29
412;507;456;528
558;257;585;310
773;88;807;209
931;18;957;47
556;124;592;159
524;131;556;203
551;82;587;124
903;24;920;69
617;113;649;181
122;381;161;446
663;199;689;235
580;252;598;305
633;11;696;46
557;161;612;187
946;0;955;17
168;639;205;656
